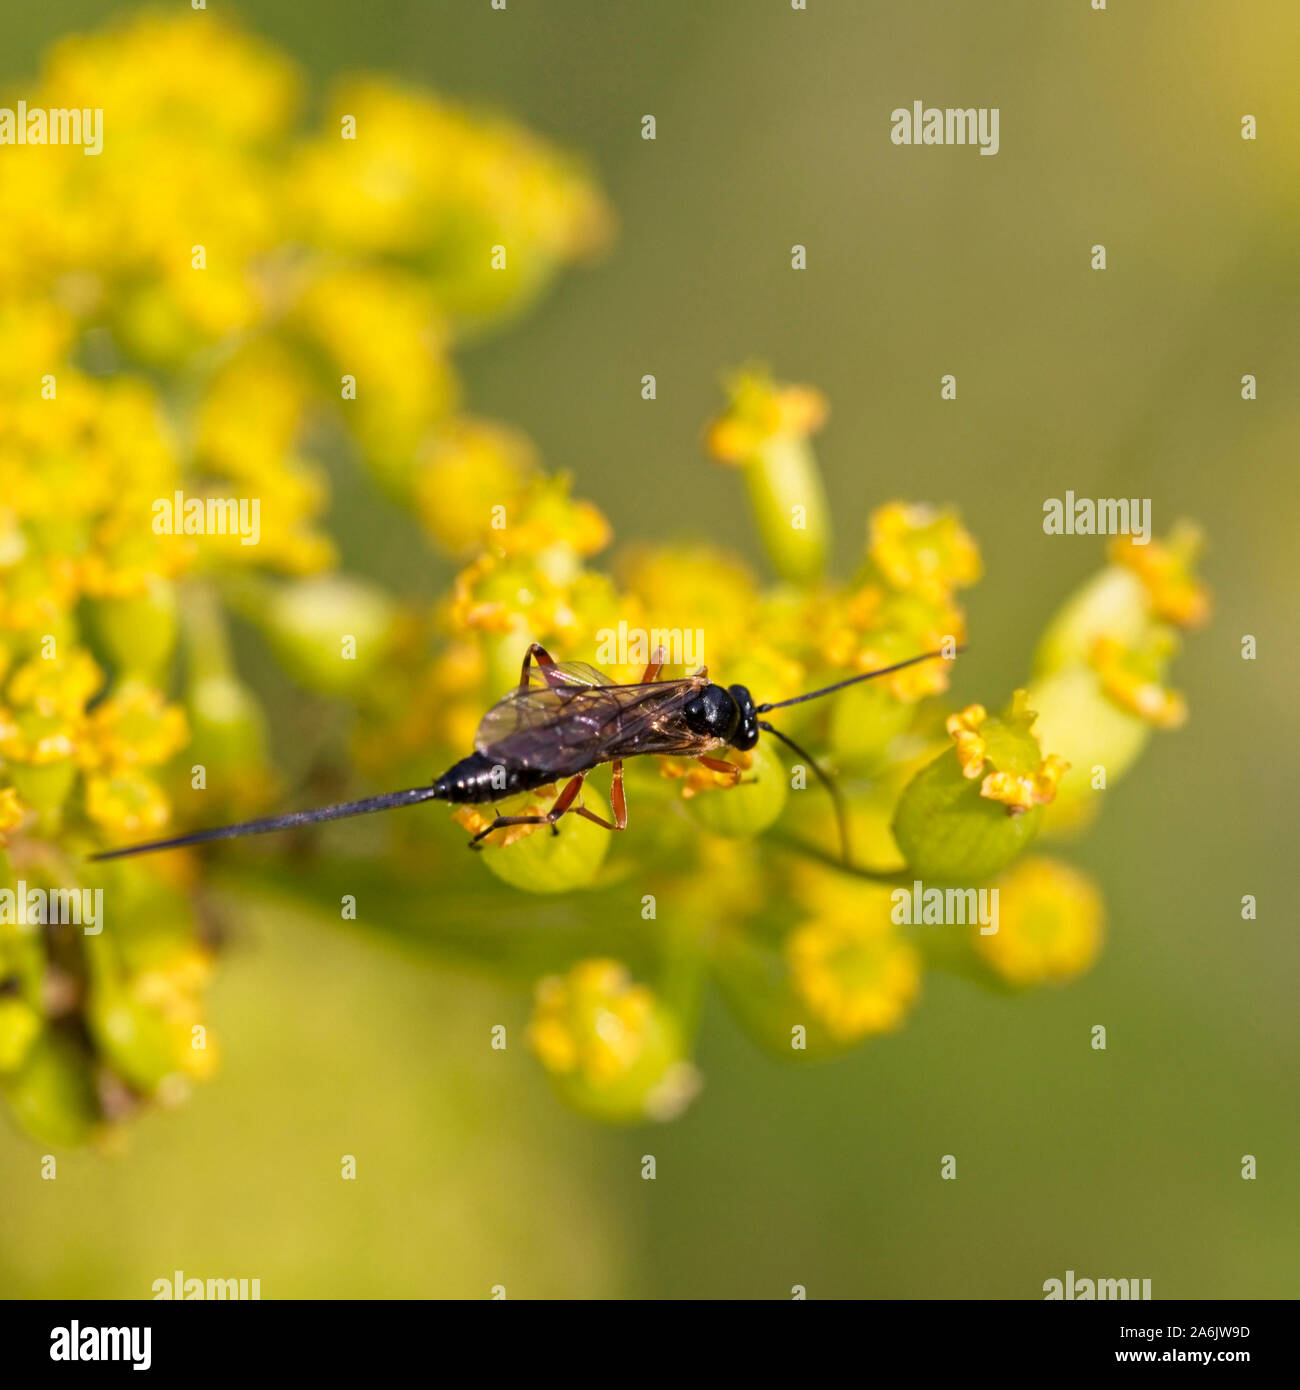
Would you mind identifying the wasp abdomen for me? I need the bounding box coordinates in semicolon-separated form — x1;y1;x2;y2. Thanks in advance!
433;752;556;804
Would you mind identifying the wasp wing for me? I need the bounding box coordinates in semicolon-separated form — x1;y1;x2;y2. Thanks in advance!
474;676;713;777
523;660;614;690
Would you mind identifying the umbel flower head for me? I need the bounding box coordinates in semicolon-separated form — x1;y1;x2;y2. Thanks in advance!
0;12;1210;1142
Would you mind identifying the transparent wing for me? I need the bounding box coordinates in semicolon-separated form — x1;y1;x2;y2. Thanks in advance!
524;660;615;690
474;677;711;775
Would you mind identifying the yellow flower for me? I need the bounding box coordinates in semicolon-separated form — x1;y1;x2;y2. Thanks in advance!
1090;635;1188;728
866;502;982;603
977;857;1103;986
529;960;653;1082
824;587;964;702
85;685;189;768
786;900;921;1042
84;767;172;838
0;706;80;765
527;959;699;1122
290;264;457;473
945;693;1069;813
617;542;759;671
413;418;538;554
705;366;827;464
40;11;300;145
292;77;611;269
5;648;104;718
1110;522;1210;630
491;474;612;563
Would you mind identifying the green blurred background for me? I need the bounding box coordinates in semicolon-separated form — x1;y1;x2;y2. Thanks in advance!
2;0;1296;1298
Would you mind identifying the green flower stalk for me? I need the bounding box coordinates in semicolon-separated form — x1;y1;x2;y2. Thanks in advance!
705;366;831;583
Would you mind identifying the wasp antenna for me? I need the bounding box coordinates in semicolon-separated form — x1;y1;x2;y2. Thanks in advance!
754;645;964;714
758;720;851;865
89;785;444;861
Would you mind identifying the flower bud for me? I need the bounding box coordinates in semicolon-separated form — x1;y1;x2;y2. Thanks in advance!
892;692;1066;881
254;575;397;696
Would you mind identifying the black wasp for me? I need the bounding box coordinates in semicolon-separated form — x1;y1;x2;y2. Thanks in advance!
93;642;958;862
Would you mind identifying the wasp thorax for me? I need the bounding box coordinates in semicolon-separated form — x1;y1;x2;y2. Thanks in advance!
683;684;740;742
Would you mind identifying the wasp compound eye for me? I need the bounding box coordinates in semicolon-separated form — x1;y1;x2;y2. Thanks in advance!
727;685;759;751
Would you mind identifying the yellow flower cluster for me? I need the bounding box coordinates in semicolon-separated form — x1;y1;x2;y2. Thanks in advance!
786;903;922;1042
528;959;700;1122
0;647;186;838
0;9;611;1145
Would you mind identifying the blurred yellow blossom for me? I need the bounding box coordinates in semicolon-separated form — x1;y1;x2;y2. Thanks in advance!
786;896;922;1042
976;857;1104;987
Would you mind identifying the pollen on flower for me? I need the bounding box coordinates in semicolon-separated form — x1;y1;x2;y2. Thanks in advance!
979;753;1069;814
704;366;828;464
1090;636;1188;728
867;502;982;604
659;750;749;796
945;695;1069;813
1110;523;1210;630
946;704;990;778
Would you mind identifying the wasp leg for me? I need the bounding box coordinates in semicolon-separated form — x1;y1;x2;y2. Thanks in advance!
469;772;587;847
640;648;667;684
518;642;558;691
697;754;743;786
571;759;627;831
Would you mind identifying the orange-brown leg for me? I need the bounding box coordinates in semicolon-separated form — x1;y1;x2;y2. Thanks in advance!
640;647;666;683
519;642;558;691
697;754;743;786
573;759;627;830
470;771;587;845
